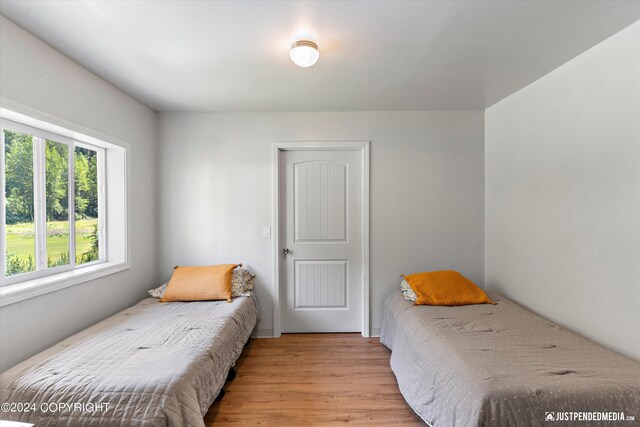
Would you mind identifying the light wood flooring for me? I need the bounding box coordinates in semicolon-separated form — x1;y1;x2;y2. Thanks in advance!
205;333;424;426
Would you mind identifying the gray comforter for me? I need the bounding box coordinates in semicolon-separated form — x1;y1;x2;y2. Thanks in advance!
0;295;258;427
381;291;640;427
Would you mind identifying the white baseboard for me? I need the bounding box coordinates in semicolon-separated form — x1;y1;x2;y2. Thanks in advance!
251;328;274;338
250;328;380;338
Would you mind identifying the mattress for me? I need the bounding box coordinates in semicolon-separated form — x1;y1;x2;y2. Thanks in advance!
381;291;640;427
0;295;259;427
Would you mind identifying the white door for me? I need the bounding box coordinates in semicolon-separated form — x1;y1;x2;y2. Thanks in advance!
281;149;362;333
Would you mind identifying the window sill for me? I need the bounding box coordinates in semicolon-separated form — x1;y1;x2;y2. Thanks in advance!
0;262;130;307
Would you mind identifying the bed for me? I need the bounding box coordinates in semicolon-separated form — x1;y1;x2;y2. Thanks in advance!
0;294;259;427
381;291;640;427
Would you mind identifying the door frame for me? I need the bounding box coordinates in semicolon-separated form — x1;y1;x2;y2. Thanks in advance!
272;141;370;338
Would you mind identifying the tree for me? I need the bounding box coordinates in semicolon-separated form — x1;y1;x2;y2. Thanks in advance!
86;150;98;217
4;132;99;224
74;149;90;216
74;147;98;219
45;140;68;221
5;131;34;224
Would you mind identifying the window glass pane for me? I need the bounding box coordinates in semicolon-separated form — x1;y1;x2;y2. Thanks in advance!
45;140;69;268
4;129;36;276
74;146;99;264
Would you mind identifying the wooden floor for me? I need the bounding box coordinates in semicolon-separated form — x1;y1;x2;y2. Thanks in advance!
205;333;424;426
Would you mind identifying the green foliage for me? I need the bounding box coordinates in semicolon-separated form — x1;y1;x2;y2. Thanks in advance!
4;131;34;224
47;250;70;268
77;222;99;264
46;246;98;268
45;140;68;221
4;128;100;276
74;151;89;214
3;131;98;224
5;219;99;276
6;253;35;276
75;147;98;219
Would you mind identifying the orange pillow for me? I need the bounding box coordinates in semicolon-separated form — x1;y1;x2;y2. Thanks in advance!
403;270;493;306
160;264;238;303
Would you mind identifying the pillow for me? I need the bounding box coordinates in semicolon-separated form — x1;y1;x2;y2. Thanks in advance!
160;264;238;303
403;270;493;306
148;282;168;299
232;269;255;297
400;279;417;302
149;268;254;299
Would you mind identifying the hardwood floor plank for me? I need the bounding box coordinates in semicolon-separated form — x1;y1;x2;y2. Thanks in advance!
205;333;423;426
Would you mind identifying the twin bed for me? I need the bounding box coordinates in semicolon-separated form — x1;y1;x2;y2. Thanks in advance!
381;290;640;426
0;294;258;426
2;286;639;426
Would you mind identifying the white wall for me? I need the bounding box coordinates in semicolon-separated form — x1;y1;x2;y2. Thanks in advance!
486;22;640;360
0;16;157;372
157;111;484;335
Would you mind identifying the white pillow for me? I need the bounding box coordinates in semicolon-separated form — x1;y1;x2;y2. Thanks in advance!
231;268;255;297
400;279;417;302
148;282;168;299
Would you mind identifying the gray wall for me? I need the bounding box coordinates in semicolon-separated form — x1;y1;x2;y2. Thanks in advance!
157;111;485;335
485;22;640;360
0;16;158;372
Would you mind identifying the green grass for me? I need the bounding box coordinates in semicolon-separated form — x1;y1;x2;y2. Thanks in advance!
6;219;98;272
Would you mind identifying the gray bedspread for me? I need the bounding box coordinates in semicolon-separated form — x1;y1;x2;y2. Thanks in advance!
381;291;640;427
0;295;258;427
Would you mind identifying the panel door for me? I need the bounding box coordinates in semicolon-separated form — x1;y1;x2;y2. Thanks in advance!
281;149;362;332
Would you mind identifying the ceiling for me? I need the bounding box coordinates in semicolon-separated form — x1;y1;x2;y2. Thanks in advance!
1;1;639;112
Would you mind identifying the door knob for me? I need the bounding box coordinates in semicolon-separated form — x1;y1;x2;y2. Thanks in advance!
282;248;290;255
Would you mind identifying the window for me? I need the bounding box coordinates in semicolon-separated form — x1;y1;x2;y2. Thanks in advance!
1;119;106;285
0;106;128;304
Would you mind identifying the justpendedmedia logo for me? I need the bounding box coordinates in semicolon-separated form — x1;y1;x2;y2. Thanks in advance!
544;411;636;423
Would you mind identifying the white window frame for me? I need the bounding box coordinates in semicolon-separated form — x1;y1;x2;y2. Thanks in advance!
0;101;129;307
1;119;107;285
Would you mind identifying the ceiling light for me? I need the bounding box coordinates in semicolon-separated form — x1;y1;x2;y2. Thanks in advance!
290;40;319;68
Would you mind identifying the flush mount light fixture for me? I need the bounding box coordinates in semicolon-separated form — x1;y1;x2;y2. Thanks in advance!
290;40;319;68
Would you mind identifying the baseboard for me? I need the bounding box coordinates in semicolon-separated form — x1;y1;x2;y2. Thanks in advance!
251;328;379;338
252;328;274;338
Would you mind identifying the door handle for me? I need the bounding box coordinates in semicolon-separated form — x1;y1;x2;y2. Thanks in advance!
282;248;290;255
